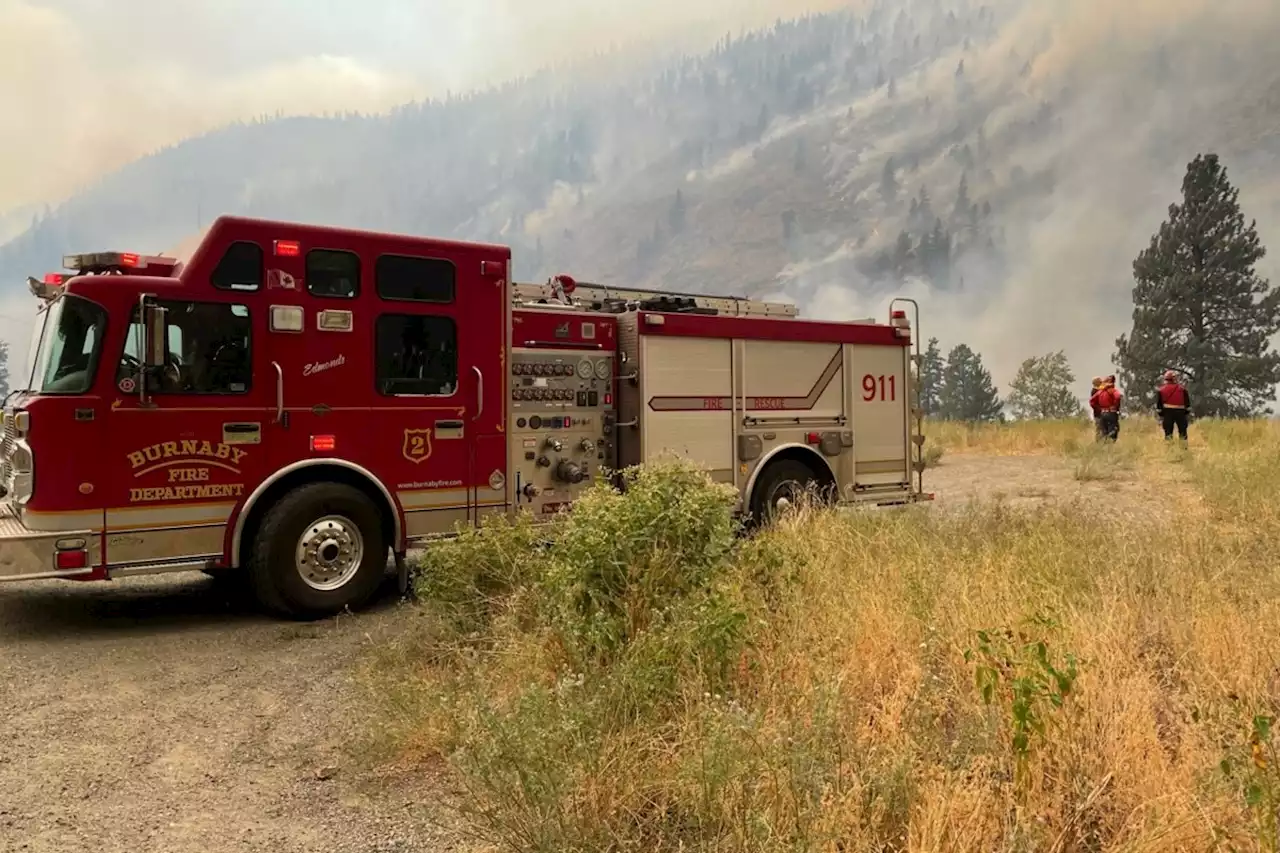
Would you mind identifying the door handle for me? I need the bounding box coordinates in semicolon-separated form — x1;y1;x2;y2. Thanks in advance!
223;423;261;435
472;366;483;422
272;361;283;423
436;420;464;429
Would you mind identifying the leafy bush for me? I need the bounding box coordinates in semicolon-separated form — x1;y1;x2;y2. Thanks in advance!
366;420;1280;853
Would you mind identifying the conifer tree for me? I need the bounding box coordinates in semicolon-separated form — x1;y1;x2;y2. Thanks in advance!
1114;153;1280;416
880;157;899;202
919;337;945;416
939;343;1003;421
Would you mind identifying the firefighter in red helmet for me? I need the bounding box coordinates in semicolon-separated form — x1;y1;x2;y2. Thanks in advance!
1155;369;1191;442
1090;375;1123;441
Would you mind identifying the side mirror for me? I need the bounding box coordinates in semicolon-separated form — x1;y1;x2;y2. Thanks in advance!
143;303;167;367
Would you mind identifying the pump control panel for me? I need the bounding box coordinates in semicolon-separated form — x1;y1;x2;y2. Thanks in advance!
509;349;616;516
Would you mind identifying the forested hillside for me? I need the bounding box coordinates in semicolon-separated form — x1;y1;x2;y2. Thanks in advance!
2;0;1278;381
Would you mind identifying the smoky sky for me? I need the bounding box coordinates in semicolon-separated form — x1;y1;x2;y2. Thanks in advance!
0;0;853;213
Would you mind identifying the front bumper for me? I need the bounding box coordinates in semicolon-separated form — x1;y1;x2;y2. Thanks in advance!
0;504;99;582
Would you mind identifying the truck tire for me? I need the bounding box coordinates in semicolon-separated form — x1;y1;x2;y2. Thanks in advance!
748;458;831;527
247;482;388;620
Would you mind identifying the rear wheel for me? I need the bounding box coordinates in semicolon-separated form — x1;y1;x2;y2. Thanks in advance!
748;458;833;527
247;482;388;620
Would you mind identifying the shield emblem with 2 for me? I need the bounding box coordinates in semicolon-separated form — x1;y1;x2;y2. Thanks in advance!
402;428;433;464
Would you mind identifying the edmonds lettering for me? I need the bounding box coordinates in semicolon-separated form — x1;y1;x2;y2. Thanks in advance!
303;355;346;377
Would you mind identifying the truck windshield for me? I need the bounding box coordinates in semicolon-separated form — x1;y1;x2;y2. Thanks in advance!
31;295;107;395
19;301;52;393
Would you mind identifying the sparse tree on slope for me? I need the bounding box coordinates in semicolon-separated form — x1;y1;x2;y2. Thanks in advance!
954;172;971;217
669;189;687;233
880;157;899;203
1113;153;1280;417
940;343;1003;422
1006;351;1082;420
0;341;8;400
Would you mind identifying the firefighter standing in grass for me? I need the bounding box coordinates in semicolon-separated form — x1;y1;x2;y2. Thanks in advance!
1089;376;1104;438
1091;375;1123;441
1155;370;1191;442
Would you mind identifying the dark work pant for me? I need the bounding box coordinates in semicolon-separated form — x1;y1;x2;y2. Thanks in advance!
1099;412;1120;441
1161;409;1189;440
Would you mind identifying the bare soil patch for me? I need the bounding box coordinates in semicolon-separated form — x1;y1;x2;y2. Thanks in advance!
0;574;468;853
922;450;1196;525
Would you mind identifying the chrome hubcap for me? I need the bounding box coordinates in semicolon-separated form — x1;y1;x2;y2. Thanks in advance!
295;515;364;591
770;482;801;517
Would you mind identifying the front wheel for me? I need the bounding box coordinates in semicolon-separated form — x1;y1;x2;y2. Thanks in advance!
247;482;388;620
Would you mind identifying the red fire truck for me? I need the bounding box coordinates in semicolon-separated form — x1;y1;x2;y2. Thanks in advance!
0;215;930;619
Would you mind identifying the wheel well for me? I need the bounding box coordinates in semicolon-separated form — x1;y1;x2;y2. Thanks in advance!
750;446;837;502
233;464;398;569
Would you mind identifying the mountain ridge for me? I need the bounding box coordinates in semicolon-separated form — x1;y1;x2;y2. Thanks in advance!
3;0;1279;390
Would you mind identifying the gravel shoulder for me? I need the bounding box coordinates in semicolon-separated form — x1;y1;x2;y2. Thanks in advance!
0;573;468;853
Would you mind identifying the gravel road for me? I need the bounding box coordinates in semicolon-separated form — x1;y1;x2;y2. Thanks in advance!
0;572;467;853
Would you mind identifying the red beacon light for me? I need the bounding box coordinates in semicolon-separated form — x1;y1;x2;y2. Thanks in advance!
27;273;64;300
889;309;911;338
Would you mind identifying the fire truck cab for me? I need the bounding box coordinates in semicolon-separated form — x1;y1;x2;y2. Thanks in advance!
0;215;929;619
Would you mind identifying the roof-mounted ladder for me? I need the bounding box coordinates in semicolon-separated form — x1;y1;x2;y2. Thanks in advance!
511;276;798;318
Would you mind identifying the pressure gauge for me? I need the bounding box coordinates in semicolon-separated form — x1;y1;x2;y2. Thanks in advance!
577;359;593;379
594;359;611;380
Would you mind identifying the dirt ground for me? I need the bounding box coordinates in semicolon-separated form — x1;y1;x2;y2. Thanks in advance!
0;451;1192;853
921;450;1198;524
0;575;469;853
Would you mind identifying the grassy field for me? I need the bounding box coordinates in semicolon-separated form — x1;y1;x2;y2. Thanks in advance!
363;417;1280;853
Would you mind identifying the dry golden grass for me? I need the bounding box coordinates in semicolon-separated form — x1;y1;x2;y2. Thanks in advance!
363;418;1280;853
925;418;1095;456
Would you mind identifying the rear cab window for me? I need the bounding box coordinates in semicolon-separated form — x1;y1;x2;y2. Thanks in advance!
373;253;458;397
307;249;360;298
375;255;455;303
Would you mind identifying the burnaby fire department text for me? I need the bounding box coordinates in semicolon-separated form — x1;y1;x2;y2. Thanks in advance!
127;441;250;471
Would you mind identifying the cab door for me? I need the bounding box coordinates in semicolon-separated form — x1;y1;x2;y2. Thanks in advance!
364;249;509;546
102;295;271;569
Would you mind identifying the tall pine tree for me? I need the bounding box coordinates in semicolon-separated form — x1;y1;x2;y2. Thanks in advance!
1114;153;1280;416
919;337;944;416
939;343;1003;422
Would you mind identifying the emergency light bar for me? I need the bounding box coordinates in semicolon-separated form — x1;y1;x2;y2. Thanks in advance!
61;251;178;275
63;252;139;270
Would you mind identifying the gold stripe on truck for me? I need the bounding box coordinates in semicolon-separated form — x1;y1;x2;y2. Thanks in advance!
856;459;908;475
